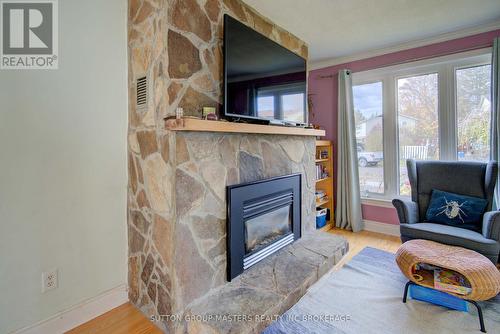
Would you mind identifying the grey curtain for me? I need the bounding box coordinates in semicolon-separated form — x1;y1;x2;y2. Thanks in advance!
336;70;363;232
491;38;500;209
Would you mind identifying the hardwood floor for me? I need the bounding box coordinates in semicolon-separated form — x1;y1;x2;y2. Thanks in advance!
66;303;162;334
67;229;401;334
327;228;401;262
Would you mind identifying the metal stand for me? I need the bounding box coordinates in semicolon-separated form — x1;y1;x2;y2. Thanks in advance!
402;281;486;333
402;281;413;303
466;300;486;333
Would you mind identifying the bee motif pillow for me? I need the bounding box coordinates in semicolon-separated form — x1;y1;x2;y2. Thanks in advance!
425;189;488;231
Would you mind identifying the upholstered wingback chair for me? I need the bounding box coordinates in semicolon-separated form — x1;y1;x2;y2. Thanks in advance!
393;159;500;263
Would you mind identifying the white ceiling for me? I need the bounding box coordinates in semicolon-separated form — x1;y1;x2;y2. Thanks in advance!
242;0;500;65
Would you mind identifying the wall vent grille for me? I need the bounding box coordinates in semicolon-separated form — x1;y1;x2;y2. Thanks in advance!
136;76;147;109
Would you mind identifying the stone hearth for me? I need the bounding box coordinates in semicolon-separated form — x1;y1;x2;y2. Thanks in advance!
184;232;348;334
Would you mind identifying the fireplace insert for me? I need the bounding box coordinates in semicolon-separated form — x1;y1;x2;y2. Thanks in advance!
227;174;301;280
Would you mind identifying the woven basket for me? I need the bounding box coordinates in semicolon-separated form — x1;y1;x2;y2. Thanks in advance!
396;239;500;301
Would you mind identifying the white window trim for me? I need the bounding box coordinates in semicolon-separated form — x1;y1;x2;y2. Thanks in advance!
353;48;492;203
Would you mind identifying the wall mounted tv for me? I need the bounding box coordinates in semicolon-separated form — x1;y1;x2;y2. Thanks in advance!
223;15;307;125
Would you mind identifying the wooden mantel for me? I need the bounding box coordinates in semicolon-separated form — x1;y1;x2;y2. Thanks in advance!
165;118;326;137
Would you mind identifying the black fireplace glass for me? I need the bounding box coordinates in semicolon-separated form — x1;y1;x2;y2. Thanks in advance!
244;205;292;254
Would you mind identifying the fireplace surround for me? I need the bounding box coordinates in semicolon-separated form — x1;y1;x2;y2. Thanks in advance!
227;174;301;280
126;0;332;332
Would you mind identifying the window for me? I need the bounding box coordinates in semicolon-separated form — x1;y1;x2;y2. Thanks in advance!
397;73;439;195
256;83;306;122
257;96;274;119
456;64;492;161
282;93;305;122
352;50;492;200
353;82;384;196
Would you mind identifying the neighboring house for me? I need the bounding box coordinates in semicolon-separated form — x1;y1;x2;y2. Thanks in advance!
356;114;417;141
399;114;418;128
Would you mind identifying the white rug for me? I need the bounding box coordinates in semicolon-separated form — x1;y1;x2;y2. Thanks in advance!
263;247;500;334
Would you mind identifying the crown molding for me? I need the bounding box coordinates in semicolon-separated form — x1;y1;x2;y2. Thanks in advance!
309;20;500;71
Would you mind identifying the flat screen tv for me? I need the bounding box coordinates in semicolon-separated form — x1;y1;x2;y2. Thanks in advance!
223;15;307;125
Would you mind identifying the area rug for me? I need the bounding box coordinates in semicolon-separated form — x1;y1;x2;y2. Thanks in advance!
263;247;500;334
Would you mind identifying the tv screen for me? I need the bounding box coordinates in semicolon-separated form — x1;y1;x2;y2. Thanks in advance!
223;15;307;125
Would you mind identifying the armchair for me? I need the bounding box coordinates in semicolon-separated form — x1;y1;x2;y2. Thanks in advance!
393;159;500;263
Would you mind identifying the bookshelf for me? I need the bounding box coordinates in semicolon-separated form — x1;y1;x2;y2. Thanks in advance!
315;140;334;230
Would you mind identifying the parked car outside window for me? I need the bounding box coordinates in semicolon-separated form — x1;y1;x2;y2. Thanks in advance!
357;147;383;167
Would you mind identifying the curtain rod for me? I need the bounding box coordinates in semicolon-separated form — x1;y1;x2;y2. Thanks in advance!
315;44;492;80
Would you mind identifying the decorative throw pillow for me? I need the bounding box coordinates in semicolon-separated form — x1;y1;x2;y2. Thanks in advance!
425;189;488;231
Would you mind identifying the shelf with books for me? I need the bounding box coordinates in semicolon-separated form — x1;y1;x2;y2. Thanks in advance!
315;140;334;228
316;176;330;183
316;197;330;207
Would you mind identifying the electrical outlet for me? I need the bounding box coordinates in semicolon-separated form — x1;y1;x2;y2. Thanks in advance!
42;269;58;293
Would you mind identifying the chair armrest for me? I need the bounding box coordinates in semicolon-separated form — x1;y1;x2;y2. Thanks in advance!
392;199;419;224
482;211;500;241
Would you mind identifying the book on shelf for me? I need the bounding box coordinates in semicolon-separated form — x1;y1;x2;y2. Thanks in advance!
315;190;328;205
316;149;329;160
315;190;326;199
316;196;329;204
315;164;329;180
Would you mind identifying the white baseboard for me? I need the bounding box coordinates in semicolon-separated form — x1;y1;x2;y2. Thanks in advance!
363;219;400;237
11;284;128;334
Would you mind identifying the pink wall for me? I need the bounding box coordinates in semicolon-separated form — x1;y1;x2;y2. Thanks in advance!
362;205;400;225
309;29;500;225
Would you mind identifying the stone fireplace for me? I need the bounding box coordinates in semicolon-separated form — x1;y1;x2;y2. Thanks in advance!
127;1;348;333
129;130;329;333
227;174;301;280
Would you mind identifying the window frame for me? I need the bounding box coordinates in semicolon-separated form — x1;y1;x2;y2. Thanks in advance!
453;63;493;162
353;80;386;196
352;49;492;202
